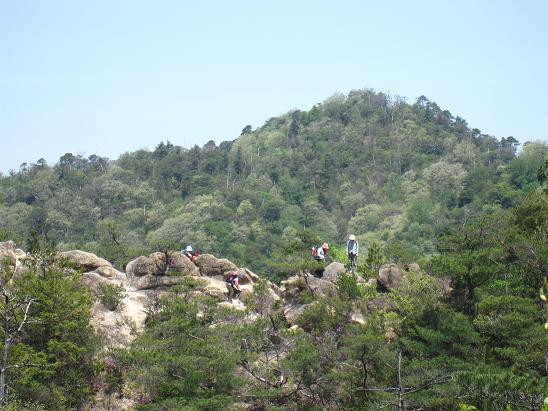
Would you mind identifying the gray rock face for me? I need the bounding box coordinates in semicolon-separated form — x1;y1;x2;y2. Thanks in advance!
322;262;346;283
193;254;238;277
58;250;112;270
377;263;406;291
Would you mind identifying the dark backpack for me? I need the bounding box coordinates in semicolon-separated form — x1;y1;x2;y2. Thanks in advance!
311;246;322;260
224;271;237;283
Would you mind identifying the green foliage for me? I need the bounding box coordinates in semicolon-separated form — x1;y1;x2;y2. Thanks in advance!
431;214;505;314
365;241;385;274
120;294;241;410
335;271;363;300
97;283;126;311
0;400;47;411
0;251;97;409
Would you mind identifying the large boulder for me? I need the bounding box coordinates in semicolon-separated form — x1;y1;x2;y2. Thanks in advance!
239;268;260;285
377;264;406;291
125;253;168;277
193;254;237;277
58;250;112;270
322;262;346;283
0;241;27;277
280;274;337;304
126;251;199;278
0;241;26;259
167;252;201;276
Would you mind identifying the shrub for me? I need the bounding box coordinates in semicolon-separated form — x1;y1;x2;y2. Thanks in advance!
98;283;126;311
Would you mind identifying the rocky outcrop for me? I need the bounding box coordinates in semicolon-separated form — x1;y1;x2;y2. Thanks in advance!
125;251;200;285
82;272;114;292
0;241;455;410
377;263;406;291
0;241;28;277
322;262;346;283
125;252;168;277
195;276;230;300
376;262;452;296
90;286;149;349
284;303;312;326
0;241;26;260
166;252;201;276
94;265;126;280
58;250;112;270
124;252;271;302
280;273;337;304
193;254;238;277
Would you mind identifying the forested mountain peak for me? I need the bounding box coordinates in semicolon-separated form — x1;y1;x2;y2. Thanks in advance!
0;89;546;276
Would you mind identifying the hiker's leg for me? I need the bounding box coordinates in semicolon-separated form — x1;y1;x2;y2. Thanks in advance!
227;284;234;300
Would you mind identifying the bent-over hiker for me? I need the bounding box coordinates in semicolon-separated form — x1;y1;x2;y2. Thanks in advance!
224;270;241;301
312;242;329;278
312;242;329;263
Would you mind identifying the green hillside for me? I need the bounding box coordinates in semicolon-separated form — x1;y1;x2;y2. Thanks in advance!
1;89;545;276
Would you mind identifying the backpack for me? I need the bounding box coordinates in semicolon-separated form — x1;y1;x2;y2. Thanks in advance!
224;271;237;283
311;246;321;260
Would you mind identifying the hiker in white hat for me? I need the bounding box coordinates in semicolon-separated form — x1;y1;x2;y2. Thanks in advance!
346;235;359;274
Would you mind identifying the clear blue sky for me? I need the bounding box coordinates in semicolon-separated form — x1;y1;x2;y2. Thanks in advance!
1;0;547;173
